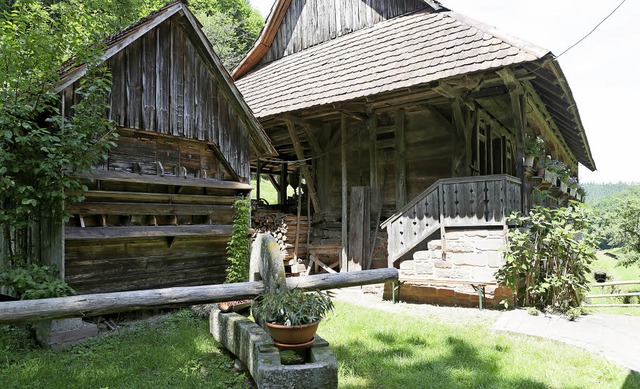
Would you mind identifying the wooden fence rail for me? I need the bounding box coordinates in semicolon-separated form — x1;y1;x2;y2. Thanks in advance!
0;268;398;324
584;280;640;308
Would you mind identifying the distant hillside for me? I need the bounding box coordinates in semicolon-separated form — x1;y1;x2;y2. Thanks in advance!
583;182;640;204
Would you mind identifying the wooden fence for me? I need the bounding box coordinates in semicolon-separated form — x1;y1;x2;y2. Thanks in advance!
584;280;640;307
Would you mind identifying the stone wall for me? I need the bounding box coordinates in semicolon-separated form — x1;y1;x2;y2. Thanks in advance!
391;227;512;307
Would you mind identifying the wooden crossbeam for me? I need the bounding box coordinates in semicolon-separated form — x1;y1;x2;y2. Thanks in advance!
284;120;320;213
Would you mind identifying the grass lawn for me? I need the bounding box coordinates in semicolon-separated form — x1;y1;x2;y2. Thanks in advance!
319;302;639;389
585;250;640;316
2;303;639;388
0;311;250;389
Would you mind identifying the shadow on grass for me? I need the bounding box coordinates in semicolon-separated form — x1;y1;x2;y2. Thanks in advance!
333;331;547;389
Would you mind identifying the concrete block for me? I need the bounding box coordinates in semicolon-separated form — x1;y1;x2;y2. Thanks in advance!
399;259;415;271
427;239;442;250
35;318;98;349
434;268;471;279
487;251;504;268
450;252;487;267
415;260;434;275
434;257;453;269
444;231;465;240
469;267;497;281
413;250;430;260
446;240;475;253
476;238;505;251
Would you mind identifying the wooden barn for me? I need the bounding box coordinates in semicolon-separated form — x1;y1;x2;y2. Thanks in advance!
233;0;596;306
50;1;275;294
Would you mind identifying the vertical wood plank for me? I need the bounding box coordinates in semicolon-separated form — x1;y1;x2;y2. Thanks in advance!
395;109;407;208
348;187;370;271
156;23;170;134
369;115;379;213
183;40;195;139
142;29;156;131
170;25;184;137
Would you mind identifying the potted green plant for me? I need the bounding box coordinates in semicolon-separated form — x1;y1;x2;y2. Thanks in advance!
252;287;334;347
524;136;544;168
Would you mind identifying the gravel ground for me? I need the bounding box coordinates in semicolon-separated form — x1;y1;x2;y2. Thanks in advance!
330;285;502;326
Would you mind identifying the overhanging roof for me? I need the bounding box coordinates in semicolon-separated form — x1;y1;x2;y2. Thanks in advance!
236;7;595;170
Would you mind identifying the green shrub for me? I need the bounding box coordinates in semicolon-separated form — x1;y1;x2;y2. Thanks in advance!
225;198;251;284
497;202;599;312
0;262;74;299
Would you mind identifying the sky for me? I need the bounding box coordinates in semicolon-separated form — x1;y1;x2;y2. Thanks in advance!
249;0;638;184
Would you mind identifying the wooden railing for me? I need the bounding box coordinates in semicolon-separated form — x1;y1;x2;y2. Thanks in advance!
381;175;522;266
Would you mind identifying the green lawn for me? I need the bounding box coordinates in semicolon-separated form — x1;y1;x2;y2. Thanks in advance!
0;311;250;389
319;301;639;389
586;250;640;316
2;303;638;388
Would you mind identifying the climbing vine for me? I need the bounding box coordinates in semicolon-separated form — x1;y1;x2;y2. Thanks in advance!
225;198;251;283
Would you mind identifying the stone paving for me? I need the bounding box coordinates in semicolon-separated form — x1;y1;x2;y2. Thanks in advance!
492;309;640;373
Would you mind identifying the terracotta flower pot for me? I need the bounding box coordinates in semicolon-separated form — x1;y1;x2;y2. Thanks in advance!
265;320;320;345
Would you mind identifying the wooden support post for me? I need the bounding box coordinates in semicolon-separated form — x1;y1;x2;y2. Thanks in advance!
498;68;527;212
395;109;407;208
285;120;320;213
341;114;348;272
256;159;262;202
279;162;287;206
369;114;379;211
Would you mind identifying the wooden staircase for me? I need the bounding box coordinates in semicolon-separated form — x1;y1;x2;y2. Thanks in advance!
381;175;522;267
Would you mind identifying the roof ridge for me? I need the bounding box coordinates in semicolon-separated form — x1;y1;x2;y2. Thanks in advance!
445;11;549;59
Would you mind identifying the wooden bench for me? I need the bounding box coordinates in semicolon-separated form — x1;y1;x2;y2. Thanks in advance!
391;277;496;310
584;280;640;307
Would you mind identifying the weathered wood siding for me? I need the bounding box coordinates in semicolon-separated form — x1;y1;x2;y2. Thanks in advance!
61;18;251;180
260;0;432;64
324;107;453;219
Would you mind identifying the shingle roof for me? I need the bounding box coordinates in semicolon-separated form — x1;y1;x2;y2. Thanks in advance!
236;9;547;118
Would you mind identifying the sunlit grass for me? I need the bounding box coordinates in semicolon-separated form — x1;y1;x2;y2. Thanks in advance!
586;250;640;316
318;301;639;389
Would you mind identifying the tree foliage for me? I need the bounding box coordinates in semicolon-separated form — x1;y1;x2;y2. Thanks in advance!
592;186;640;266
496;202;600;312
0;1;116;257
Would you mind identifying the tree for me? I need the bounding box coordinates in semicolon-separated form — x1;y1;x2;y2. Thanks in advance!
0;0;117;295
188;0;264;69
592;186;640;266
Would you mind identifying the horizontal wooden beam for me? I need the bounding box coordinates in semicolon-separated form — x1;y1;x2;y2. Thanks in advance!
67;202;235;217
82;191;236;205
65;225;235;241
0;268;398;324
73;170;252;191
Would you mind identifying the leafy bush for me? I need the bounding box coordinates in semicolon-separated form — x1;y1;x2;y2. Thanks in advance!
252;288;334;326
496;202;599;312
225;198;251;283
0;263;74;299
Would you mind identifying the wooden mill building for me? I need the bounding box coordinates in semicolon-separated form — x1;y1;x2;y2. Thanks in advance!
233;0;596;305
50;1;275;294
